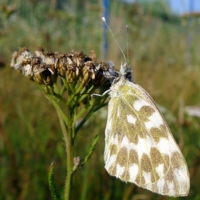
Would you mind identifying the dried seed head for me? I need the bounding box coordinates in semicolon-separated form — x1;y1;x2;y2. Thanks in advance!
32;60;56;85
35;47;44;57
10;48;33;74
10;47;118;91
82;61;96;78
10;51;18;67
55;53;68;77
70;51;86;67
44;51;56;66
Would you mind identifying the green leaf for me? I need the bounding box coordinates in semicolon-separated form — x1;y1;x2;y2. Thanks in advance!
48;163;62;200
81;135;99;166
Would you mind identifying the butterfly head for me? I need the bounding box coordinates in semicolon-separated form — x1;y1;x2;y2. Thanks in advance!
120;62;133;82
101;17;133;84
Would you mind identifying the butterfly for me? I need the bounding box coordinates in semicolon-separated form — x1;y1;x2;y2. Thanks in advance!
102;17;190;197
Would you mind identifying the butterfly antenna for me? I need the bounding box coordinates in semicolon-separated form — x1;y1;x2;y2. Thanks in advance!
126;25;129;63
102;17;127;63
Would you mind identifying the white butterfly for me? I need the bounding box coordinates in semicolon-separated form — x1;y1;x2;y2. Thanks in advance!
102;17;190;197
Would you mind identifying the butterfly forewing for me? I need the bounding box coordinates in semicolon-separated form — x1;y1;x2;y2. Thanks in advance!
105;78;190;196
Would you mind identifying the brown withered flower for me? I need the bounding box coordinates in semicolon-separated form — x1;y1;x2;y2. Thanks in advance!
10;47;33;77
10;47;117;93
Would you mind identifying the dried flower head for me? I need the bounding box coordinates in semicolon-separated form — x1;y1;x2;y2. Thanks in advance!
11;47;117;91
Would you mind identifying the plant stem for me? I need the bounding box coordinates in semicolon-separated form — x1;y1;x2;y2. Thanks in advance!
57;110;74;200
64;117;74;200
48;94;75;200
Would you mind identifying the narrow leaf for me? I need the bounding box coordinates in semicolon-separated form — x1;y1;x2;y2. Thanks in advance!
48;163;62;200
82;135;99;166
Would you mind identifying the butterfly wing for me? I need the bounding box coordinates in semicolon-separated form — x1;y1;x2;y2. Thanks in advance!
104;79;190;196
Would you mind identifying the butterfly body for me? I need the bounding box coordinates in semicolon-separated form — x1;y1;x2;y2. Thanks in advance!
104;63;190;196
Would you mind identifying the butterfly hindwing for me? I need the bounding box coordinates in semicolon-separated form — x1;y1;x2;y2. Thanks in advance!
105;77;190;196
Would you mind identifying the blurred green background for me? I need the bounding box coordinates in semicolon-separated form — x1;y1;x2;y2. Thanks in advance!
1;0;200;199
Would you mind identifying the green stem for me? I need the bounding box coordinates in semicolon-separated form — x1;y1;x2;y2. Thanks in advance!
74;105;90;122
74;85;95;107
57;111;74;200
62;78;75;94
64;119;74;200
67;81;89;106
56;110;73;200
48;94;74;200
75;97;108;135
48;95;70;126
